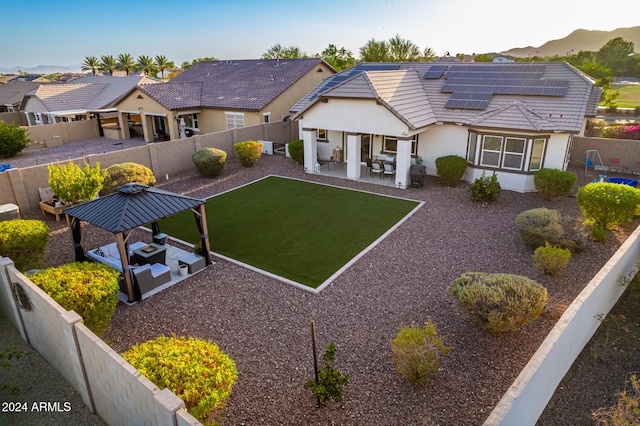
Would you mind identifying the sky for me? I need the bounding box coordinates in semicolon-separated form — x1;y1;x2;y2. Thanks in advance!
2;0;638;68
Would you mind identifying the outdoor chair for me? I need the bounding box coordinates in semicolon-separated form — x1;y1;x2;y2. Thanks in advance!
383;163;396;179
132;262;171;295
317;154;333;170
371;162;383;178
365;158;373;176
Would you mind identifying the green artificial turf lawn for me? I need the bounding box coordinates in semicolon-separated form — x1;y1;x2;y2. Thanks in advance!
157;176;420;288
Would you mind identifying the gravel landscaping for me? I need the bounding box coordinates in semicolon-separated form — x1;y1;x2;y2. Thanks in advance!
11;153;640;425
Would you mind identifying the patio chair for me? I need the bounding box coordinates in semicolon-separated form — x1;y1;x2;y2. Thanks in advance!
365;158;373;176
383;163;396;180
371;162;383;178
132;262;171;295
317;154;333;170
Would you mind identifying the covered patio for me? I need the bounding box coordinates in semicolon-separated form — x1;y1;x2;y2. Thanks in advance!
63;183;212;303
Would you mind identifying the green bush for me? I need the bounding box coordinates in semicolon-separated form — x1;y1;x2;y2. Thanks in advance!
233;140;263;167
30;262;120;335
305;342;349;404
100;162;156;195
470;171;501;203
533;242;571;275
192;147;227;178
390;321;452;384
515;208;564;249
0;121;29;158
534;168;577;201
591;224;608;242
560;216;590;252
435;155;467;187
577;183;640;231
0;219;49;271
47;161;105;205
288;139;304;165
123;335;238;424
449;272;547;334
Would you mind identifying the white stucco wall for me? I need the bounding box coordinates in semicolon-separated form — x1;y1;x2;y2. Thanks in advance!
415;124;469;175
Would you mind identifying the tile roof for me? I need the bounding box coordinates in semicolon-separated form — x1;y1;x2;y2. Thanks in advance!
143;58;327;111
25;75;156;112
0;80;42;106
293;61;599;133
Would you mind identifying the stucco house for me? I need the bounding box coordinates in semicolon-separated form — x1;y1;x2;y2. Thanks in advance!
20;75;157;127
0;79;43;113
291;61;601;192
113;58;335;143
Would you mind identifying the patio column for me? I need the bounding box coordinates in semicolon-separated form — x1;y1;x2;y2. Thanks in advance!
142;113;154;143
346;133;361;180
302;128;317;174
395;138;412;189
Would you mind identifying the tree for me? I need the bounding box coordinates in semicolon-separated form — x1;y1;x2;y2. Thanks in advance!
474;53;493;62
262;43;307;59
0;121;30;158
136;55;157;76
99;55;117;76
116;53;136;76
422;47;437;62
388;34;421;62
154;55;174;78
359;38;389;62
597;37;635;74
317;44;354;71
81;56;100;75
181;57;216;70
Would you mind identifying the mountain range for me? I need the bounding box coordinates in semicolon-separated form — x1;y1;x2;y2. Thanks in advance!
501;26;640;57
1;26;639;74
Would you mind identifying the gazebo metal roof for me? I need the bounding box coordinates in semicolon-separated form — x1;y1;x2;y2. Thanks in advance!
64;183;205;233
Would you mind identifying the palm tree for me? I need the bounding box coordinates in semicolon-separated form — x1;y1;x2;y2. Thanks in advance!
100;55;117;76
81;56;100;75
116;53;136;76
136;55;157;77
388;35;421;62
154;55;174;78
422;47;437;62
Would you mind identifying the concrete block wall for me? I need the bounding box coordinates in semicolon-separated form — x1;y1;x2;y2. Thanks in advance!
571;136;640;170
0;111;27;126
0;256;202;425
484;224;640;425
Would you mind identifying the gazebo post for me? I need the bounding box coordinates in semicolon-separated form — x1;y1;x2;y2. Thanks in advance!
193;205;212;265
115;232;136;302
70;216;85;262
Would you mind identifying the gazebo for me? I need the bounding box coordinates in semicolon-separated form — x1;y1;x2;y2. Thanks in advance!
64;183;212;302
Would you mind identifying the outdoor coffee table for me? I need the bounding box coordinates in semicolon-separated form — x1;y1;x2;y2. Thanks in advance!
133;243;167;265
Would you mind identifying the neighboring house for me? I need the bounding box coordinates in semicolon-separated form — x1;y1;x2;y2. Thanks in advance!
491;54;516;63
113;58;335;143
20;75;158;126
292;62;601;192
0;80;42;112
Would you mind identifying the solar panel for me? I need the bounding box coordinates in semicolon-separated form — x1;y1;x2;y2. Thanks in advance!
423;65;448;79
445;99;490;109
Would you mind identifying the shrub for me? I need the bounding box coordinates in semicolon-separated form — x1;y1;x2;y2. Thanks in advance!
577;183;640;231
534;168;577;201
288;139;304;165
47;161;105;205
305;342;349;404
470;171;501;203
592;374;640;425
515;208;564;249
601;123;640;140
449;272;547;334
559;216;590;252
123;335;238;424
0;219;48;271
233;140;263;167
30;262;120;335
0;121;29;158
192;147;227;178
435;155;467;187
533;242;571;275
100;162;156;195
590;224;608;242
390;321;452;384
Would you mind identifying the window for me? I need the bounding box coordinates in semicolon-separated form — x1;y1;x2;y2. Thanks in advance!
502;137;526;170
7;106;14;112
480;136;502;167
383;136;418;155
469;131;549;172
225;112;244;129
263;113;270;123
529;138;546;171
317;128;327;141
180;113;199;130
